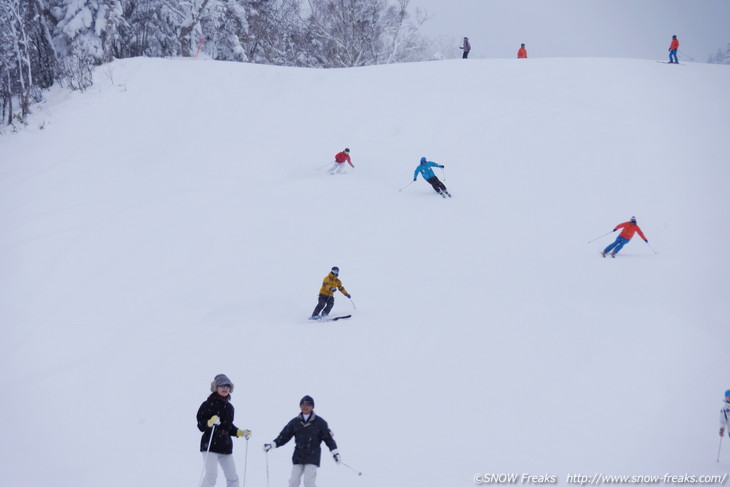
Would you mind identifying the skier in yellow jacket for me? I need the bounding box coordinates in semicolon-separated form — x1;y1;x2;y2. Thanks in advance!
309;267;351;320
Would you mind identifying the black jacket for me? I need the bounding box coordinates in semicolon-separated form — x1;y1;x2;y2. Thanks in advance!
196;393;239;454
273;412;337;466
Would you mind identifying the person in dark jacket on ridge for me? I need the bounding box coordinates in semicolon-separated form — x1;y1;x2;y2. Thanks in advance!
309;266;351;320
263;395;340;487
197;374;251;487
460;36;471;58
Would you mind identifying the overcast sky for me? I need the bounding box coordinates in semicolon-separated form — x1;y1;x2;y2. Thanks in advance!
408;0;730;62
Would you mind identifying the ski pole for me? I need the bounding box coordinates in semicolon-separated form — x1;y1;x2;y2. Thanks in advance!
348;297;357;310
242;438;249;487
341;461;363;476
317;162;332;170
441;166;446;181
399;180;415;192
265;450;270;487
587;231;613;243
645;241;658;255
717;436;723;463
199;424;216;487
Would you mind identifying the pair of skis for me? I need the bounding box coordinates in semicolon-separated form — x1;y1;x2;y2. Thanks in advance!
309;314;352;322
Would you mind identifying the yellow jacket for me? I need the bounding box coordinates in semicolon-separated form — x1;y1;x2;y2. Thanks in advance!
319;273;348;297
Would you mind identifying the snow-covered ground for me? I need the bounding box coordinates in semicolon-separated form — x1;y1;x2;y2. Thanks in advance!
1;56;729;487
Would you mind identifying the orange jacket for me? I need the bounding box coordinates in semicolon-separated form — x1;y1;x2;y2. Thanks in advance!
614;221;647;241
517;47;527;59
669;38;679;50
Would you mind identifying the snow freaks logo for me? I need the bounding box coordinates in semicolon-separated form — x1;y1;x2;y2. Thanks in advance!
473;473;729;485
474;473;557;484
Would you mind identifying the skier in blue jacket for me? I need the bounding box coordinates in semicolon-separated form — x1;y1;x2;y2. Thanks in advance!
414;157;451;197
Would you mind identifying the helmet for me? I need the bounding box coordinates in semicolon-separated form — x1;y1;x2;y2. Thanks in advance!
420;157;427;164
331;266;339;275
725;389;730;398
344;148;350;153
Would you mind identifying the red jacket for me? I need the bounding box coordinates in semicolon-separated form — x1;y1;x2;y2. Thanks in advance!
517;47;527;59
669;38;679;50
614;221;647;241
334;151;353;167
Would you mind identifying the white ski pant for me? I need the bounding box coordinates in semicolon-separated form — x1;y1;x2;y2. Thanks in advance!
200;452;239;487
288;464;318;487
329;162;346;174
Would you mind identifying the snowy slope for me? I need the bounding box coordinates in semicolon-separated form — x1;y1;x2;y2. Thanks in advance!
1;57;730;487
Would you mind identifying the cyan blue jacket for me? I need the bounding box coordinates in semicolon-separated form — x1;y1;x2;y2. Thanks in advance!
414;161;443;180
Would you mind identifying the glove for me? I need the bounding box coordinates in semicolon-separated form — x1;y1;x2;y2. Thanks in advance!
263;442;275;452
207;415;221;427
440;165;445;168
413;178;417;181
237;429;252;439
613;229;617;232
332;449;341;464
345;293;351;299
330;287;338;292
721;428;725;437
644;239;648;243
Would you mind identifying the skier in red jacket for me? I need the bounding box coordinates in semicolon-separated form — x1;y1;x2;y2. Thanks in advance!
517;43;527;59
668;35;679;63
602;216;648;257
330;148;354;175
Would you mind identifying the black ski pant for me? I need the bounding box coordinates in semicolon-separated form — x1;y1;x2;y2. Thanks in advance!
462;51;470;59
312;294;334;317
426;176;447;194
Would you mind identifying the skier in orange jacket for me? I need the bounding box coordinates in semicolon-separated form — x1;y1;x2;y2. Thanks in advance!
668;35;679;63
517;44;527;59
602;217;648;257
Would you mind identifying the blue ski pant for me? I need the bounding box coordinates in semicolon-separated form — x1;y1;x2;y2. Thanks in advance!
669;49;678;63
604;236;630;255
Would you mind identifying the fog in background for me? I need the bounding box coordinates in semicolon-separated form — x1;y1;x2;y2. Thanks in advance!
409;0;730;61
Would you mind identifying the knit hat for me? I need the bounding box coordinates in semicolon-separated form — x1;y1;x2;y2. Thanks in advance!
211;374;234;392
630;216;637;223
300;395;315;407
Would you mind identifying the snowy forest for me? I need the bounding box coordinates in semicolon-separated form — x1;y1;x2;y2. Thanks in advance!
2;0;730;128
0;0;432;125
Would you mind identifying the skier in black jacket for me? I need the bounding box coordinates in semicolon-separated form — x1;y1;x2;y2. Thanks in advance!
196;374;251;487
263;395;340;487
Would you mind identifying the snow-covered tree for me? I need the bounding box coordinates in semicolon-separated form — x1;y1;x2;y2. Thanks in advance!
0;0;56;121
707;43;730;65
304;0;427;68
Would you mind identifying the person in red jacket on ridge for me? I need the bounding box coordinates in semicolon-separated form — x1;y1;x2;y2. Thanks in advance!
668;35;679;64
517;43;527;59
330;148;354;175
602;216;648;257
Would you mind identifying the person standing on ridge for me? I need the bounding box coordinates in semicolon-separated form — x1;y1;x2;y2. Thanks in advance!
460;37;471;59
309;266;351;320
601;216;648;257
330;148;354;175
668;35;679;64
263;395;340;487
719;390;730;438
413;157;450;198
197;374;252;487
517;43;528;58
